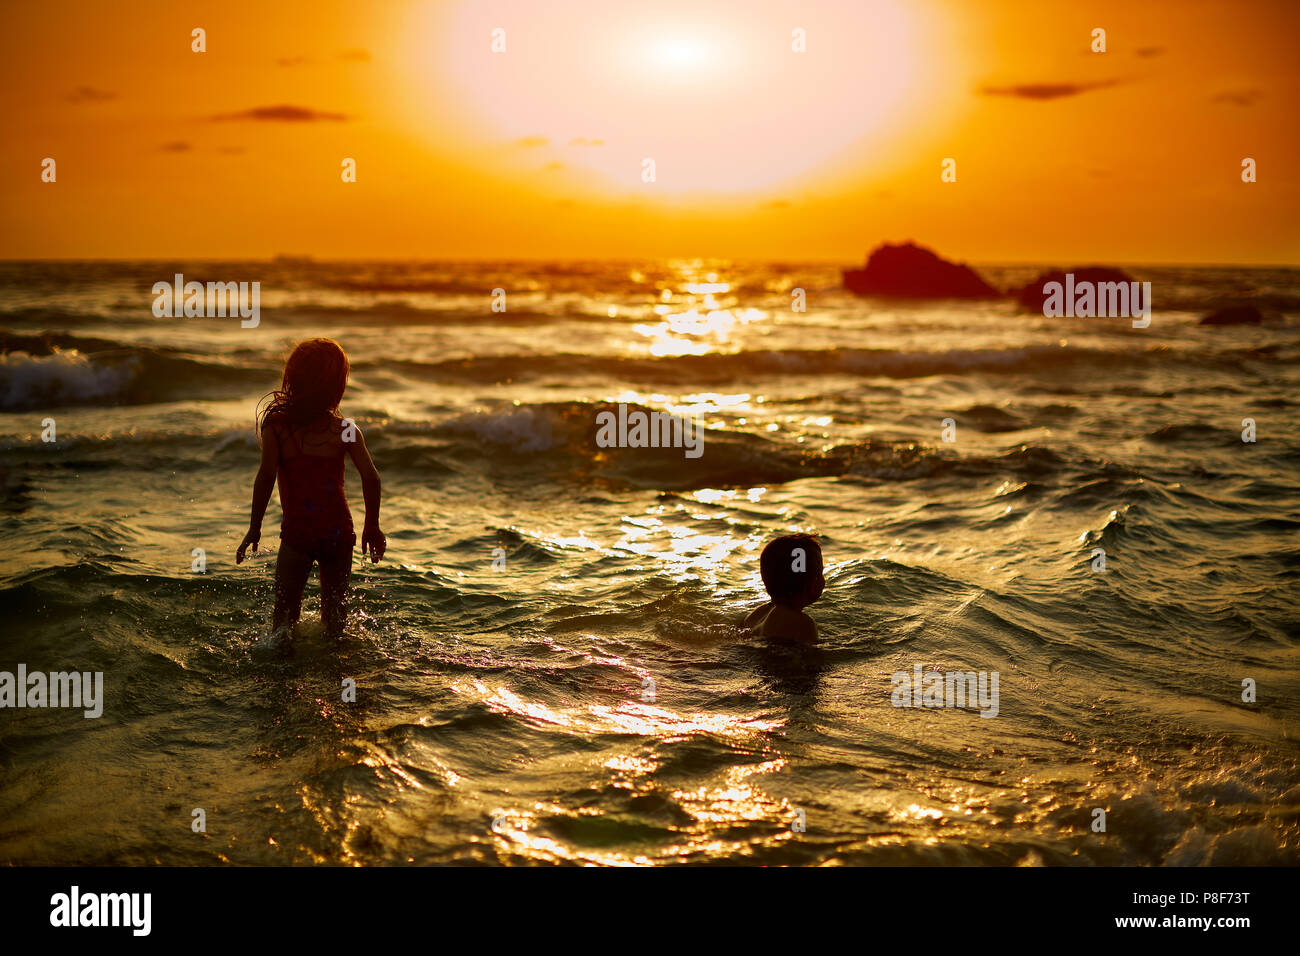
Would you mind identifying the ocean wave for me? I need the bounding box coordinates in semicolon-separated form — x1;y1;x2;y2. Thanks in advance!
329;278;496;294
394;401;1095;490
0;330;132;354
1147;422;1230;443
0;386;1173;497
0;306;117;326
953;403;1032;432
385;344;1175;386
0;344;269;410
273;302;605;326
0;350;138;410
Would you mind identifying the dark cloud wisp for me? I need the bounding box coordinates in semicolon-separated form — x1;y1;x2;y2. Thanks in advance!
210;105;348;122
980;79;1123;101
66;86;116;104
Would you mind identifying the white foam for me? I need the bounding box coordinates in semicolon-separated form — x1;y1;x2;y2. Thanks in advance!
442;406;558;452
0;349;135;409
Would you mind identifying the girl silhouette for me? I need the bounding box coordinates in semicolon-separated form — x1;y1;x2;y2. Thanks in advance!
237;338;385;647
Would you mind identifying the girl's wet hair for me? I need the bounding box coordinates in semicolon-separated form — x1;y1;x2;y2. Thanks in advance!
257;338;350;439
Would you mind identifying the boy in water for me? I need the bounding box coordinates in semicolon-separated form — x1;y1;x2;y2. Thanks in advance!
744;534;824;643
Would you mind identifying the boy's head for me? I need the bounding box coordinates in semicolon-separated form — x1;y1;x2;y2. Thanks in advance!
759;534;824;607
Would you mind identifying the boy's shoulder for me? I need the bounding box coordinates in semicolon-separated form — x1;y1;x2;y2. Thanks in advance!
744;603;817;644
743;602;772;629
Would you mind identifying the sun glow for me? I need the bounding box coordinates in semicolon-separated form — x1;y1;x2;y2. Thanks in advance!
648;36;713;72
399;0;962;196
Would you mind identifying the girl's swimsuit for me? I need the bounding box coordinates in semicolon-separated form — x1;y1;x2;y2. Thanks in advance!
275;423;355;561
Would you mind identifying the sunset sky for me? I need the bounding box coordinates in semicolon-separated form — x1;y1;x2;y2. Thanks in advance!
2;0;1297;263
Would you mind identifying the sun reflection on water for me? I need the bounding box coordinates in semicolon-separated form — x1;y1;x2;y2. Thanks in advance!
458;679;783;740
458;677;798;864
634;265;764;356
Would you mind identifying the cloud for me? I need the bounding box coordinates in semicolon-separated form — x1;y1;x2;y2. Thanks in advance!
158;141;191;152
1213;88;1263;106
542;161;566;171
980;79;1122;100
339;49;371;62
513;135;549;148
762;199;793;209
568;137;605;147
66;86;116;104
210;105;348;122
1134;46;1165;58
277;56;312;67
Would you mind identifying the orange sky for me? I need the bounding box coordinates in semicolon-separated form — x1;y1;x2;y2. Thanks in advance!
1;0;1297;263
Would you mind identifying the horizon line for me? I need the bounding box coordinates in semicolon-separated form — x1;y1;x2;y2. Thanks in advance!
1;256;1298;269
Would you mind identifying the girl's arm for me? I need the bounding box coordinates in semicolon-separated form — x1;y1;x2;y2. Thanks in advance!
236;425;280;563
345;425;386;563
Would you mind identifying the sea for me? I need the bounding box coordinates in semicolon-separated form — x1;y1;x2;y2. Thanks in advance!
1;258;1297;865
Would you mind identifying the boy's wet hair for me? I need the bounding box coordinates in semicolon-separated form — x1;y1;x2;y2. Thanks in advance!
759;534;822;599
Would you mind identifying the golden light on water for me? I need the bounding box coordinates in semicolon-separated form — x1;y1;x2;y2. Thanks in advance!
630;263;768;356
603;754;657;775
692;487;768;505
452;680;799;863
459;679;782;740
607;387;751;419
682;280;731;295
901;803;945;822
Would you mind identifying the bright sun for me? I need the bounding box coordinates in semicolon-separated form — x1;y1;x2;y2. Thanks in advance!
651;37;709;70
402;0;959;197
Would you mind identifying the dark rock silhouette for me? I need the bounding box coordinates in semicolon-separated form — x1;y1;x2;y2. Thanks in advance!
843;242;999;298
1200;304;1264;326
1011;267;1137;311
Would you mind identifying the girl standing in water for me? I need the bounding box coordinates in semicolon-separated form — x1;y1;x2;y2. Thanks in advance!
237;338;385;647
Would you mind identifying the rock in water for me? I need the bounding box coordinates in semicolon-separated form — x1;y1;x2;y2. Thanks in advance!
1200;304;1263;326
1011;267;1136;311
843;241;999;298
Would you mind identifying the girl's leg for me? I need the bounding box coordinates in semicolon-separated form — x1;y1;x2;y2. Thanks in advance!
319;543;353;641
271;541;313;636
